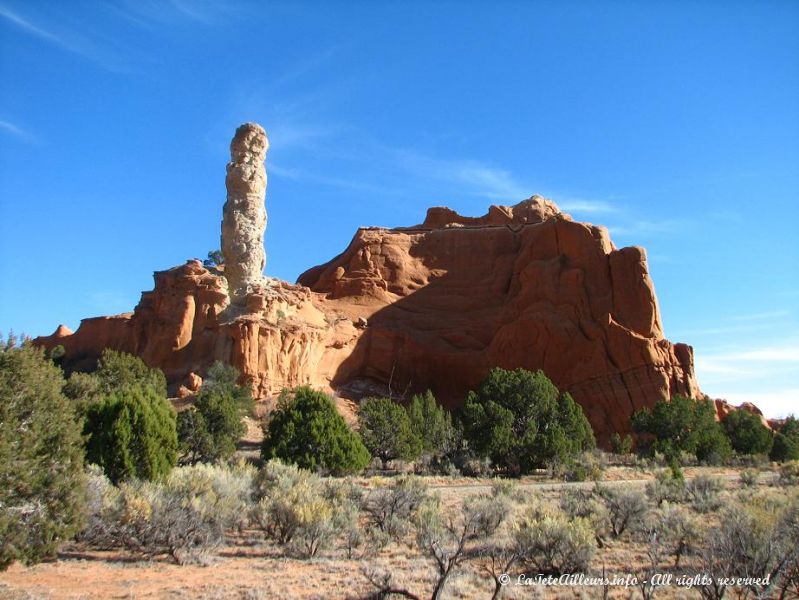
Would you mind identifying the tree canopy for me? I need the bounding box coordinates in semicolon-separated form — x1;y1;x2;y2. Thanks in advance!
460;368;595;474
0;345;87;569
262;386;370;475
358;397;421;468
631;396;731;463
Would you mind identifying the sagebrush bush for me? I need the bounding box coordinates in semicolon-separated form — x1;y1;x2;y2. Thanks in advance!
324;479;364;558
165;462;254;531
686;475;725;513
597;486;648;538
645;469;686;506
490;478;524;503
779;461;799;487
251;460;344;557
641;505;698;568
0;346;87;570
560;488;611;547
699;495;799;599
81;463;254;564
739;468;760;488
552;451;605;482
412;492;511;600
79;465;121;549
363;475;430;541
514;505;595;575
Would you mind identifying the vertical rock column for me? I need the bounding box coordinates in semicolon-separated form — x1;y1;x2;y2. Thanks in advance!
222;122;269;304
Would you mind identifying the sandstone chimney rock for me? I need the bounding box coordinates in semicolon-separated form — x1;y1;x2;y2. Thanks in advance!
222;122;269;304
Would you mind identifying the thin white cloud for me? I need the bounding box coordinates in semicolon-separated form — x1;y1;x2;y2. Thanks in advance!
112;0;230;25
270;162;405;197
697;340;799;369
0;4;125;71
696;338;799;418
559;199;619;214
731;309;791;322
0;4;63;42
673;321;785;338
606;219;688;237
0;119;34;143
88;290;136;315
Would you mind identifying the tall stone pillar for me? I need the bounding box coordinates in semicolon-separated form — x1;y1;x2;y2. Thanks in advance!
221;123;269;304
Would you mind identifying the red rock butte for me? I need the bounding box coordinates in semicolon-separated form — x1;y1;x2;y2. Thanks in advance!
35;123;723;444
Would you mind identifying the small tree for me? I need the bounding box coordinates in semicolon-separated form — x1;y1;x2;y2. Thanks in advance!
631;396;731;463
721;410;773;456
178;361;253;464
359;397;421;469
94;349;167;397
84;384;178;483
204;249;224;268
610;432;633;455
0;346;87;570
407;390;455;455
771;416;799;462
261;386;370;475
460;368;595;474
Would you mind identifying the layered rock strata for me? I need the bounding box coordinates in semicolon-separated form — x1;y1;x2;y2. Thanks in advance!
298;198;701;441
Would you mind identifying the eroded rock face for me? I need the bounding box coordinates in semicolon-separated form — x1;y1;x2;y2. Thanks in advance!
222;123;269;304
36;260;359;401
297;201;701;443
419;196;566;229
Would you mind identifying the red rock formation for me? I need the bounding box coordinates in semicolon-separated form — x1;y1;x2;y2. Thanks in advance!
713;398;771;428
298;198;700;442
35;260;360;401
35;191;709;442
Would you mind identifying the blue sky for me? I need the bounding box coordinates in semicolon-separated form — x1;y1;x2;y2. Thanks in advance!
1;0;797;417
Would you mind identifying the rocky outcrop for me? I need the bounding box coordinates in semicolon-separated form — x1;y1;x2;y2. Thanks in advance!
298;199;700;442
33;122;714;444
418;196;565;229
36;260;360;401
714;398;771;428
222;123;269;304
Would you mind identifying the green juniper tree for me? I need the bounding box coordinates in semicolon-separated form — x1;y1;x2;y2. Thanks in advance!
460;368;595;475
631;396;731;463
0;345;87;569
262;386;370;475
177;361;254;464
358;397;421;469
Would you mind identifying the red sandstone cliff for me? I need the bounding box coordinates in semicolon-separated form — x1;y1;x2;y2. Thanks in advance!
36;196;706;442
299;197;700;441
